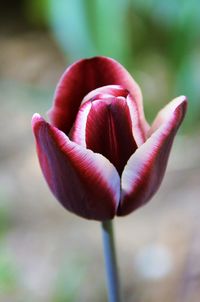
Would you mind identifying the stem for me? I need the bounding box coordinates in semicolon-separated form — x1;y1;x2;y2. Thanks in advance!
101;220;121;302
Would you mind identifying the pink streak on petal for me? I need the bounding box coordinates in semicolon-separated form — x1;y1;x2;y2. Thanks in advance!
69;101;92;147
118;96;187;216
126;94;146;146
48;56;147;135
32;114;120;221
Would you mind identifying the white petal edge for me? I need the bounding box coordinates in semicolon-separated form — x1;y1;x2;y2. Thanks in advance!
69;101;92;147
121;96;187;197
126;94;146;146
148;96;187;136
33;113;121;212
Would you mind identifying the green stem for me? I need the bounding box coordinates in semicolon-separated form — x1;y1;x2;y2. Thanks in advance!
101;220;121;302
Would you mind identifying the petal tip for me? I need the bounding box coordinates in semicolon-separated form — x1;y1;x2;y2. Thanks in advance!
173;95;188;107
32;114;48;134
32;113;42;122
173;95;188;121
32;113;42;127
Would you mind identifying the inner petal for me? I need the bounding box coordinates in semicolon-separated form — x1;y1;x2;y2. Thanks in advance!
81;85;129;105
85;97;138;175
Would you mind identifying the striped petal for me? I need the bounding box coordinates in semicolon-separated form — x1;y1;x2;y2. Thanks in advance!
118;96;187;216
48;56;148;135
32;114;120;220
80;86;146;147
69;85;129;148
70;85;141;175
85;97;138;175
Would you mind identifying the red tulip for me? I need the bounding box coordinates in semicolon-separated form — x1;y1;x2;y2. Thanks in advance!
32;57;187;221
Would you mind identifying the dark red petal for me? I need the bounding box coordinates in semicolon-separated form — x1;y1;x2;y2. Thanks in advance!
118;96;187;216
69;85;129;147
48;56;148;135
85;97;138;175
32;114;120;221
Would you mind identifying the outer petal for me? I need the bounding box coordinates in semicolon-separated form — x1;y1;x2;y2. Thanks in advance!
118;96;187;216
32;114;120;220
48;56;148;135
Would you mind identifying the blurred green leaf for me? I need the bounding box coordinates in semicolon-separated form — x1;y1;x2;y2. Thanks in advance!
52;258;87;302
0;206;9;238
85;0;130;65
0;193;11;239
47;0;131;65
175;53;200;132
24;0;49;26
48;0;95;61
0;249;18;293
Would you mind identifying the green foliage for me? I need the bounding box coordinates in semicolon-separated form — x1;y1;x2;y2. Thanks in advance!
52;257;87;302
0;192;11;239
131;0;200;131
48;1;95;61
23;0;49;26
0;206;10;239
84;0;131;65
175;54;200;131
47;0;131;65
0;249;18;293
0;195;18;294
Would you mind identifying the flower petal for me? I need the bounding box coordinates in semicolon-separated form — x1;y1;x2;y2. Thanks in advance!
48;56;148;135
118;96;187;216
85;97;138;175
126;94;146;146
81;85;129;105
70;87;145;152
69;100;92;148
32;114;120;220
69;85;129;148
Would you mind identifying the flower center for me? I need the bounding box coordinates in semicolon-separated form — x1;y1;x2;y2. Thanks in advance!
70;85;138;175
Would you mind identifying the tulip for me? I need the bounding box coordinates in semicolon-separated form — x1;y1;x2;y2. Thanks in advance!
32;56;187;221
32;56;187;302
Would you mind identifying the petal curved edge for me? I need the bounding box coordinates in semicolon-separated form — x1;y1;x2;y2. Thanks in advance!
48;56;148;135
32;114;120;221
118;96;187;216
126;94;146;146
69;100;92;147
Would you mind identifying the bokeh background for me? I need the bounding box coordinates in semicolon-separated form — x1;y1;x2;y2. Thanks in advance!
0;1;200;301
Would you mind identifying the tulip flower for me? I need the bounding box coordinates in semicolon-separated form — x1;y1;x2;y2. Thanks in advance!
32;56;187;302
32;56;187;221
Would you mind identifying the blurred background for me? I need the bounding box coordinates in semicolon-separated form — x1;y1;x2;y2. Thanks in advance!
0;0;200;301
